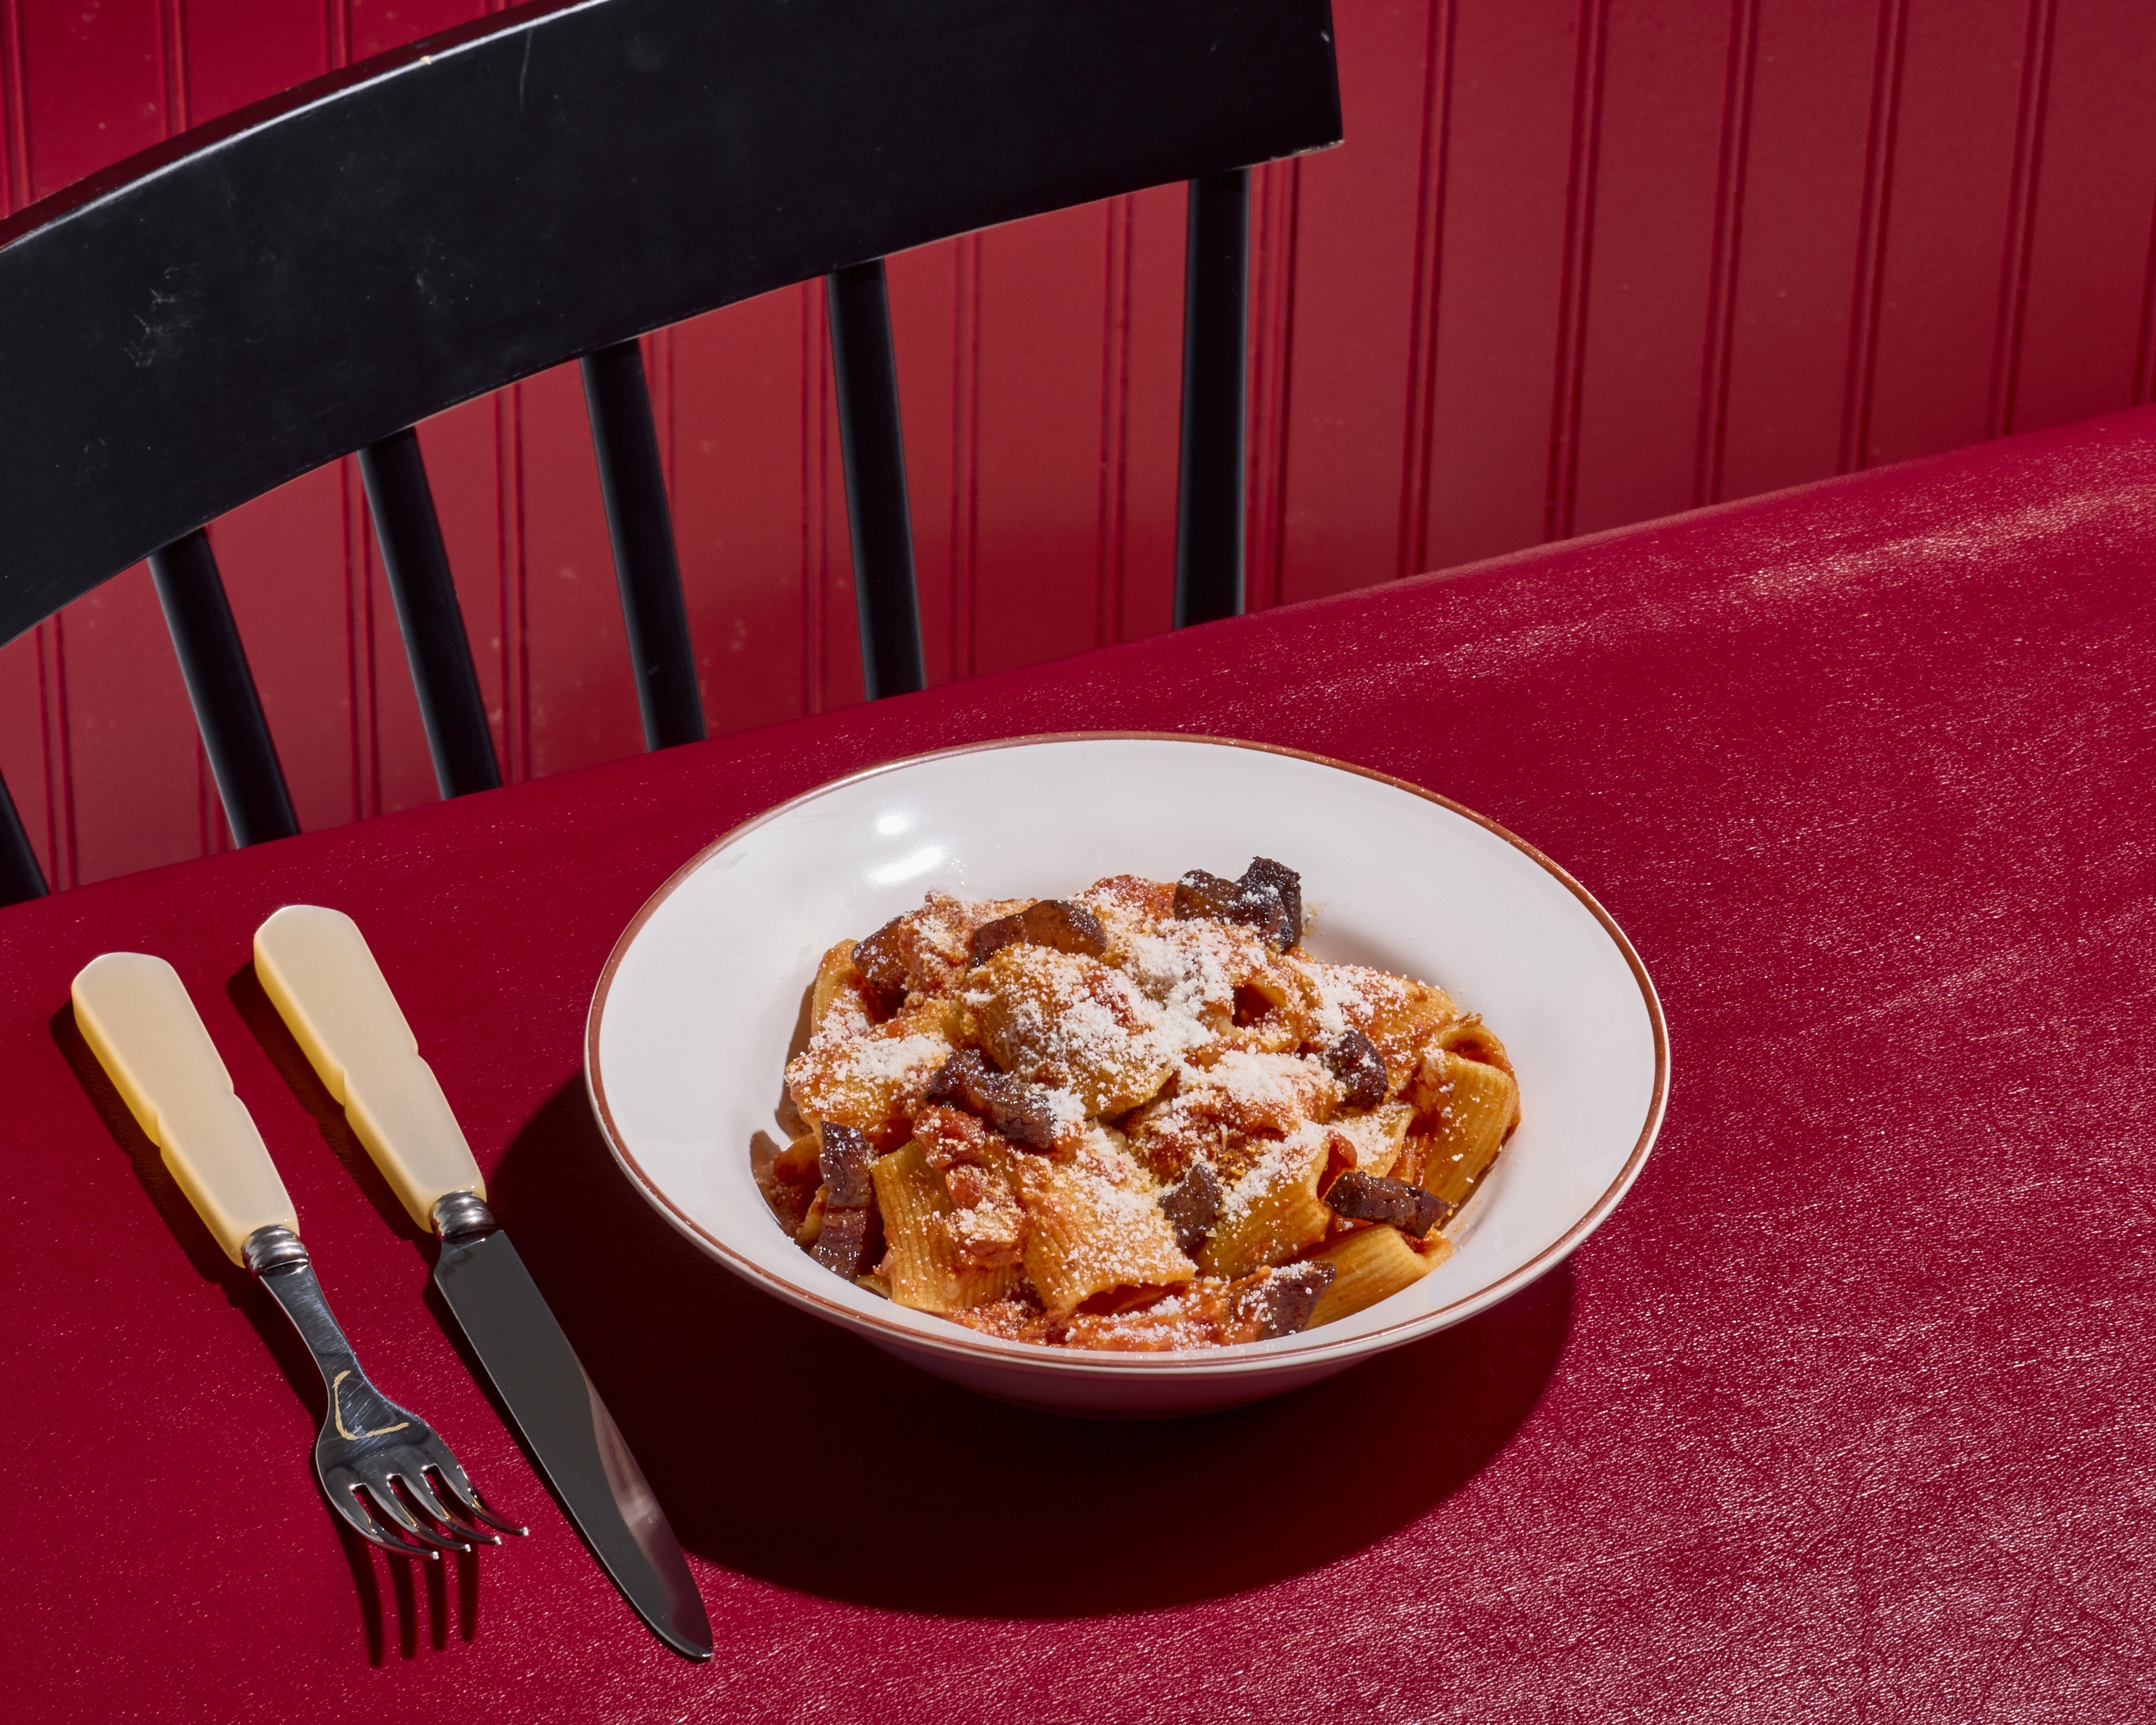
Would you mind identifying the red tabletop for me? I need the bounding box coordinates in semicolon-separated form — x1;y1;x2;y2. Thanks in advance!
6;406;2154;1721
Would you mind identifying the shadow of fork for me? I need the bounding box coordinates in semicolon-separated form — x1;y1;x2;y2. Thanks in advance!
50;1001;467;1664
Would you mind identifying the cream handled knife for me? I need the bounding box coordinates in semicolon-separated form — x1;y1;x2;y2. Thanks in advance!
252;905;711;1660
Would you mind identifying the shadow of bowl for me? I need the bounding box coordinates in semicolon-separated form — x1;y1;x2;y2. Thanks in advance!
488;1080;1574;1617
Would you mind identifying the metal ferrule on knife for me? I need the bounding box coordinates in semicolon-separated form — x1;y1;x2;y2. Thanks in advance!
430;1190;499;1242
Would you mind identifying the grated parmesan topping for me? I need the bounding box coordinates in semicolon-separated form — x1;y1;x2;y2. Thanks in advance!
1197;1050;1325;1109
839;1030;948;1081
776;877;1507;1353
1042;1086;1089;1136
1214;1121;1329;1228
1124;924;1235;1024
1299;959;1377;1044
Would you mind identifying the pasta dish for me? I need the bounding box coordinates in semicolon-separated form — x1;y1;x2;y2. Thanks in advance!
761;860;1519;1350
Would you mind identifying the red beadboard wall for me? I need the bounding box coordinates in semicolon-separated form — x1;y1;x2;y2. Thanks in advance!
3;0;2154;889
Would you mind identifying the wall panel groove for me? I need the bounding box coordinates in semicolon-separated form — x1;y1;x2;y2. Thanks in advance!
40;618;74;888
5;10;58;880
0;0;31;211
953;234;983;679
2139;208;2156;406
1694;0;1759;507
1246;160;1302;612
1395;0;1457;580
157;0;188;129
1095;198;1135;647
498;387;529;782
1544;0;1612;541
339;457;369;822
2013;1;2156;432
1840;0;1908;473
1989;0;2060;437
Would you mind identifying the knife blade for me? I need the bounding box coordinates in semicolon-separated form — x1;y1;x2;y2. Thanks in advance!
253;904;712;1661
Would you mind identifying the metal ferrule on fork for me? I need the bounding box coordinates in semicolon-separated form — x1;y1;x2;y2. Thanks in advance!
241;1224;311;1276
239;1223;522;1558
240;1225;380;1412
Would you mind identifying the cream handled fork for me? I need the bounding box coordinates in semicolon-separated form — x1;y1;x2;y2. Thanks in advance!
69;952;523;1560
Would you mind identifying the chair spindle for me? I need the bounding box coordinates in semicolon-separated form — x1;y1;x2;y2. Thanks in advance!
357;430;503;798
0;774;49;906
825;260;926;700
147;529;301;846
581;340;706;750
1173;169;1252;629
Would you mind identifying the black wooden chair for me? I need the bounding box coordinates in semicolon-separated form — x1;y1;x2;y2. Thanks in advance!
0;0;1341;907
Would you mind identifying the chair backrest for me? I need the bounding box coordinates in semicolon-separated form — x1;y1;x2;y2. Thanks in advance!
0;0;1341;904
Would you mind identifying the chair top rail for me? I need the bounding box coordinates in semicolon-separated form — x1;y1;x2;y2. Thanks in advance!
0;0;1340;645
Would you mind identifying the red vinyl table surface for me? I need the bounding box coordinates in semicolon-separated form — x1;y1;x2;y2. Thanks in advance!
6;409;2154;1722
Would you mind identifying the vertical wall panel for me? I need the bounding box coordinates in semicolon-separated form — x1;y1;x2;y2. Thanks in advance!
1862;1;2029;468
53;567;204;883
11;0;2156;892
1245;160;1301;612
894;189;1187;657
2007;0;2156;434
419;393;518;775
805;284;866;717
0;634;44;879
15;0;163;197
1272;0;1432;606
0;627;66;889
664;283;862;732
346;0;482;62
888;241;963;689
1110;184;1188;644
1419;0;1586;572
182;0;318;122
212;467;361;833
2;0;28;215
1714;0;1877;501
10;0;197;885
515;361;644;780
2;0;48;881
1568;0;1731;535
358;485;440;816
669;286;823;736
968;205;1112;676
1394;2;1456;586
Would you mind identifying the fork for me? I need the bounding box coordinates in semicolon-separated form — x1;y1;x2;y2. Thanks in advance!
241;1222;524;1556
72;951;526;1560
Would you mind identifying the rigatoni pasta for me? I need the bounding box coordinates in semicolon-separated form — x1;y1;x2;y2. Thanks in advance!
760;858;1520;1350
1307;1223;1449;1327
870;1141;1027;1312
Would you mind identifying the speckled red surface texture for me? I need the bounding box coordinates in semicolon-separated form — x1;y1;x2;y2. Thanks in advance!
6;406;2154;1721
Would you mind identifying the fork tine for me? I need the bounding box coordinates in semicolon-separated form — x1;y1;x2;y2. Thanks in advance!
393;1467;500;1546
358;1479;471;1555
328;1484;441;1561
427;1455;528;1537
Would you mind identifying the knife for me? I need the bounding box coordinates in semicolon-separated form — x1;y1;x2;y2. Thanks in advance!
253;904;712;1661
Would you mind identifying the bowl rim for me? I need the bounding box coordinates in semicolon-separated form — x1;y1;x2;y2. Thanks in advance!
585;731;1670;1379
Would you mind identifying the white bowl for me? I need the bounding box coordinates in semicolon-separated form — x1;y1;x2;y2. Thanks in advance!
586;735;1667;1416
